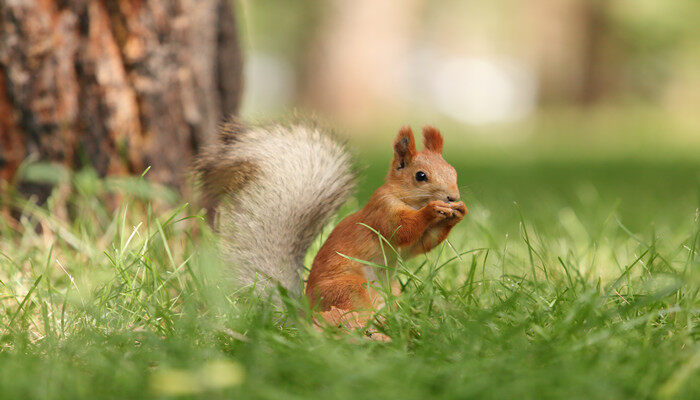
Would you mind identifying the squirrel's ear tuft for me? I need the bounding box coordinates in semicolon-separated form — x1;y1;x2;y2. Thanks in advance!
422;125;444;154
393;126;417;169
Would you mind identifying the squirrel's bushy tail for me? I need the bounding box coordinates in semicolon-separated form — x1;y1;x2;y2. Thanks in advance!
195;119;355;295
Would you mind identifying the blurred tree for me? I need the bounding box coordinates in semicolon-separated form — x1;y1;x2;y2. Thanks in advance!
0;0;242;196
301;0;420;123
520;0;607;104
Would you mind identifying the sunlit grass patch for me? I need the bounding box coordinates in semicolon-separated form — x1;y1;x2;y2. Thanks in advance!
0;150;698;399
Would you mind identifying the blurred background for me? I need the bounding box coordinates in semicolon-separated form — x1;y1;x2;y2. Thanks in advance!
237;0;700;236
240;0;700;138
1;0;699;236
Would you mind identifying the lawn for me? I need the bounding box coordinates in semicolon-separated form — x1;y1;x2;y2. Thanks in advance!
1;122;699;399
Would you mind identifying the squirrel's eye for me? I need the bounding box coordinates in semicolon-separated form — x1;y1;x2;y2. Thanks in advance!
415;171;428;182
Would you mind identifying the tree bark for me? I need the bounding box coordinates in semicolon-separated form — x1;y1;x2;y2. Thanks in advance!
0;0;242;197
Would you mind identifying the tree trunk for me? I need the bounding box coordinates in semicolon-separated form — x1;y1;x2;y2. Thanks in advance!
301;0;419;124
0;0;242;197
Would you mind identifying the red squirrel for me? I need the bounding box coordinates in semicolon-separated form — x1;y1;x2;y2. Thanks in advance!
196;120;465;328
306;125;466;312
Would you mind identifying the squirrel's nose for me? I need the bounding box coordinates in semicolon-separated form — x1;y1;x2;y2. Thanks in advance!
447;194;459;202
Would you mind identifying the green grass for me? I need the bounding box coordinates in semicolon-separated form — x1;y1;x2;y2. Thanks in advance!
1;139;699;399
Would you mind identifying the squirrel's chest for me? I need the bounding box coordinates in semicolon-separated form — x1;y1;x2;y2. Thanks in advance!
361;243;399;284
422;224;445;242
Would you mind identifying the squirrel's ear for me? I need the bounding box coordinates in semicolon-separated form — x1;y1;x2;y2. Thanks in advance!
422;125;444;154
393;126;417;169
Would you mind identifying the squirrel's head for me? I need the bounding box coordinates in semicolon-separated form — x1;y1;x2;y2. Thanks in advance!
387;125;460;208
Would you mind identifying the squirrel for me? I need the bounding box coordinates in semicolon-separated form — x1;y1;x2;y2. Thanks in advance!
195;119;466;323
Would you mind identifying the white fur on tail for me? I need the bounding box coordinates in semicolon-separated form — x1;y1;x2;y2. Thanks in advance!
205;122;355;296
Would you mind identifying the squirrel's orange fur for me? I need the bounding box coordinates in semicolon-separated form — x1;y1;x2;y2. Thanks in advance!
306;126;466;313
197;121;465;335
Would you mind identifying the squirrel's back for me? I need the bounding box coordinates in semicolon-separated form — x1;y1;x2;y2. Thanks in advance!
195;120;355;295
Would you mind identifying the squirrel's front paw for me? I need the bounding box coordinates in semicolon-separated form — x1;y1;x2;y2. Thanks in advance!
426;200;455;221
449;201;467;219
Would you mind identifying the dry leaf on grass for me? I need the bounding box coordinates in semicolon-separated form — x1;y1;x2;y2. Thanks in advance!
313;307;391;342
